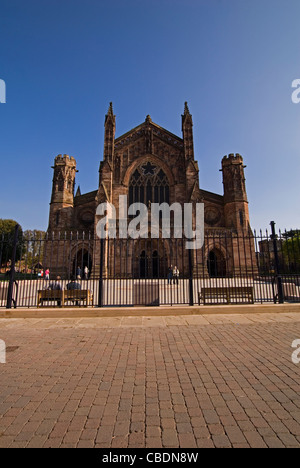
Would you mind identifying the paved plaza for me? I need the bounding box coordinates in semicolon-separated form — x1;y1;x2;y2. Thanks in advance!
1;310;300;448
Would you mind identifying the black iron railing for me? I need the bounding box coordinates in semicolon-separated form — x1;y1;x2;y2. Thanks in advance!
0;223;299;308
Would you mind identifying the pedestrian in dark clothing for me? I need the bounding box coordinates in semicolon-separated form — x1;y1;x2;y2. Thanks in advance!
46;276;62;306
76;267;82;279
67;276;81;290
67;276;81;305
48;276;62;291
167;265;173;285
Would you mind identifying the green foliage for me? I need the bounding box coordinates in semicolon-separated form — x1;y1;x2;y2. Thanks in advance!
0;219;20;236
0;219;23;264
23;230;46;267
281;234;300;273
282;229;300;239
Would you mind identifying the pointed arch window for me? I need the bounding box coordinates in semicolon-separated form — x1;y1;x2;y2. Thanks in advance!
129;162;169;207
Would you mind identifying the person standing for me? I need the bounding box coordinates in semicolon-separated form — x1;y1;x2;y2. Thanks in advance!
167;265;173;285
173;266;179;285
84;266;89;280
45;268;50;281
76;266;82;279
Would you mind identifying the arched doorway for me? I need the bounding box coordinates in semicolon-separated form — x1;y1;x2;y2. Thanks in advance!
207;249;226;278
73;249;93;278
135;241;168;279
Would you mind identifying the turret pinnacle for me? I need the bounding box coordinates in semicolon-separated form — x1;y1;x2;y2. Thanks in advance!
181;101;194;161
103;102;116;163
108;102;113;116
105;102;115;124
182;101;193;129
184;101;191;116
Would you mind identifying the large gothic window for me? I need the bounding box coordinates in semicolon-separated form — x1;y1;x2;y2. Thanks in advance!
129;162;170;206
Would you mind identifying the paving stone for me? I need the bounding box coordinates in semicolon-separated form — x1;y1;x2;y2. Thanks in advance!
0;312;300;448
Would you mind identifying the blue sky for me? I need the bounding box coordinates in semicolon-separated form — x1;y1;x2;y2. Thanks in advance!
0;0;299;233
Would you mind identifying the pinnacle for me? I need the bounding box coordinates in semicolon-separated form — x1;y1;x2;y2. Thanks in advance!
184;101;190;115
108;102;114;116
105;102;115;125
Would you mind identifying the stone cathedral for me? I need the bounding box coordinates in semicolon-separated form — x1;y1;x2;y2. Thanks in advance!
47;103;255;279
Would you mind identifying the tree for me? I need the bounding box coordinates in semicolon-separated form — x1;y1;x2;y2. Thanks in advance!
23;230;46;269
282;229;300;239
0;219;24;265
281;232;300;273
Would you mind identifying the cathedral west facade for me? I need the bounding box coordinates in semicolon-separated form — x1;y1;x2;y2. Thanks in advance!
47;103;255;280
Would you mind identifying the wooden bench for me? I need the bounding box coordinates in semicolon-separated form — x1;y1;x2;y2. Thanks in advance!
198;287;254;305
37;290;64;307
37;289;93;307
64;290;93;307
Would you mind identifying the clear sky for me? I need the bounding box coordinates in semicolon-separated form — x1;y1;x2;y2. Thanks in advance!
0;0;299;233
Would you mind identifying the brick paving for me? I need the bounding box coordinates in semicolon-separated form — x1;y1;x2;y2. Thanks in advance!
0;312;300;448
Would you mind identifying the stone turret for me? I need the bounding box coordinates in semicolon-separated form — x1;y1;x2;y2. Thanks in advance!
221;153;250;232
48;154;77;230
